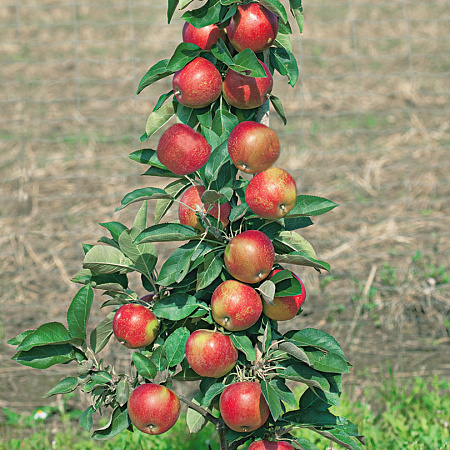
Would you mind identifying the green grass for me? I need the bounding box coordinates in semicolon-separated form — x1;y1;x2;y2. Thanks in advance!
1;373;449;449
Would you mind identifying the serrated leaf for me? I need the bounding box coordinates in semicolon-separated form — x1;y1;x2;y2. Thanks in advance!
151;345;168;371
44;377;78;398
114;379;129;407
136;59;173;95
274;251;330;272
153;293;198;320
67;285;94;342
153;90;174;112
201;189;225;204
275;231;317;260
270;46;299;87
269;94;287;125
17;322;74;351
83;245;134;275
135;223;199;244
167;42;203;72
186;391;208;433
79;406;95;432
129;148;166;168
132;352;157;380
233;49;266;77
257;280;276;305
260;0;288;23
299;387;331;411
167;0;179;23
211;39;234;66
279;341;310;365
92;404;131;440
201;383;226;408
133;201;148;231
229;203;249;222
12;344;76;369
182;0;221;28
287;195;338;217
277;361;330;392
116;187;171;212
99;221;127;242
261;379;283;421
7;329;34;346
196;252;223;290
269;378;297;408
274;32;293;53
144;101;176;140
118;228;157;278
283;409;338;428
163;327;190;367
90;312;114;354
230;333;256;361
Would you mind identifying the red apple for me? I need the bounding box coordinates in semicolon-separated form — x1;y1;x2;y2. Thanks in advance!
127;383;180;435
178;185;231;231
211;280;263;331
157;123;211;175
219;381;270;432
223;62;273;110
182;22;227;50
248;440;295;450
185;329;238;378
264;269;306;321
245;167;297;219
224;230;274;284
112;303;159;349
227;121;279;173
227;3;279;53
172;57;222;109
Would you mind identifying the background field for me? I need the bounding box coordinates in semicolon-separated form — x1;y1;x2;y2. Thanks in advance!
0;0;449;444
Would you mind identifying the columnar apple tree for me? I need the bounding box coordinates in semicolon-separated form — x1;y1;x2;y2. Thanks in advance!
9;1;365;449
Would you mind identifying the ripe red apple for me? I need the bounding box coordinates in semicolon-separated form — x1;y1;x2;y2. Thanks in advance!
219;381;270;432
248;440;295;450
224;230;274;284
245;167;297;219
227;3;279;53
157;123;211;175
211;280;263;331
227;121;279;174
185;329;238;378
263;269;306;321
223;62;273;110
112;303;159;349
182;22;227;50
172;57;222;109
178;185;231;231
127;383;180;435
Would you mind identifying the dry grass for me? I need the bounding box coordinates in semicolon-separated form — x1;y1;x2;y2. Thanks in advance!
0;0;449;408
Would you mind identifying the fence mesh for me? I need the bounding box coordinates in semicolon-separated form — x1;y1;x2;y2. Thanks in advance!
1;0;449;408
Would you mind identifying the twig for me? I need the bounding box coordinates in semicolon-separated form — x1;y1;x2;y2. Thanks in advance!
178;394;218;425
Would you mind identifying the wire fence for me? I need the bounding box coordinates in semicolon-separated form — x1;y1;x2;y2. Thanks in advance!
1;0;449;408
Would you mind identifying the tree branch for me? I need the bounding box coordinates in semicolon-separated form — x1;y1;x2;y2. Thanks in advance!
178;395;218;426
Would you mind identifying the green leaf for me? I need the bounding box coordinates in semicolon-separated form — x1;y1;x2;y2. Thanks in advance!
143;166;180;178
116;379;130;407
167;0;179;23
275;231;317;260
118;228;157;278
179;0;194;9
204;141;230;185
129;148;167;168
186;391;208;433
70;269;128;292
132;352;157;380
274;251;330;272
7;329;34;346
291;3;304;34
257;279;276;305
12;344;76;369
155;178;190;224
288;195;339;217
285;328;347;360
274;32;293;53
196;252;223;290
116;187;171;212
67;285;94;342
229;203;248;222
269;378;297;408
152;293;198;320
320;428;365;450
277;361;331;392
151;345;168;371
90;312;114;354
92;404;131;440
99;221;127;242
259;0;288;23
163;327;190;367
44;377;78;398
270;46;299;87
233;49;266;77
212;108;239;138
17;322;74;352
211;39;234;66
79;406;95;432
279;341;311;365
153;90;174;112
261;379;283;421
135;223;199;243
182;0;221;28
230;333;256;362
299;387;331;411
83;245;135;275
167;42;203;72
282;216;314;231
201;382;226;408
305;349;350;374
269;94;287;125
133;200;148;231
283;409;338;428
83;371;113;392
143;101;176;140
176;247;196;283
136;59;173;95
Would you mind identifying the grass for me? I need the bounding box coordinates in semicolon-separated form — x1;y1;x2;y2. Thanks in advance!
1;373;449;450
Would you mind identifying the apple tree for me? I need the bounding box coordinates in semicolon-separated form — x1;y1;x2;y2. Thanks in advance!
9;1;365;449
